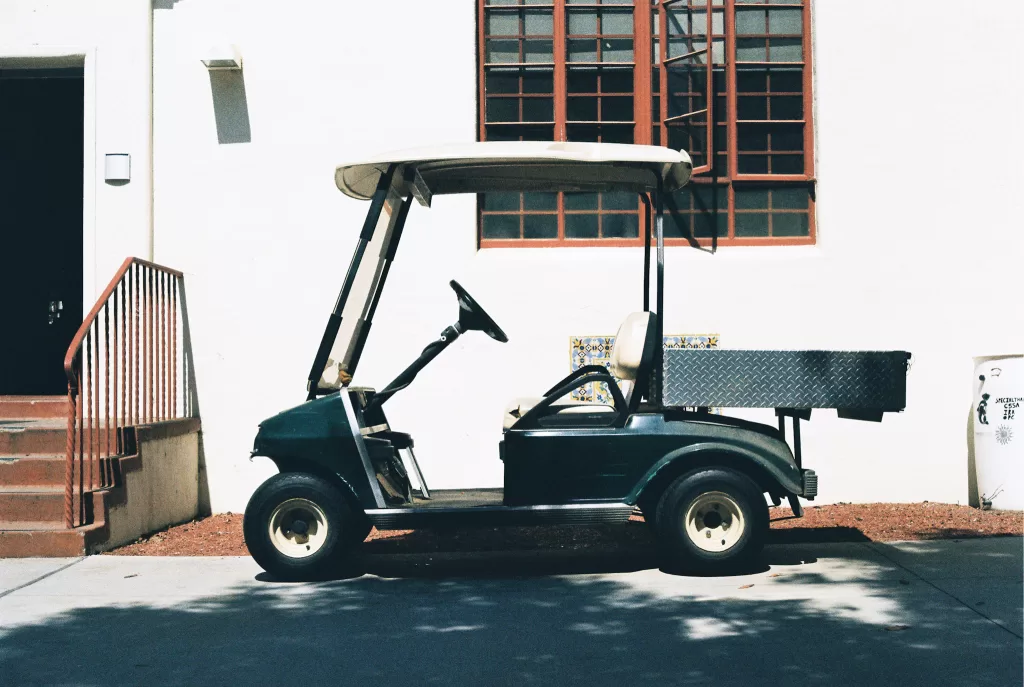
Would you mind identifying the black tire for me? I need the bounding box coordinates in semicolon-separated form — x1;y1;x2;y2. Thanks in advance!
654;467;769;574
243;472;361;581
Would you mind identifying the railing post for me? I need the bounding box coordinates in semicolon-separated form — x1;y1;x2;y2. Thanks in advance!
64;381;76;529
172;277;178;418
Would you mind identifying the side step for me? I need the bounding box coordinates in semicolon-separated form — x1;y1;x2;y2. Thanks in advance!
366;502;634;530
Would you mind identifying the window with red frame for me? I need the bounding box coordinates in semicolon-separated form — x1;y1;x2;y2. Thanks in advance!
478;0;815;247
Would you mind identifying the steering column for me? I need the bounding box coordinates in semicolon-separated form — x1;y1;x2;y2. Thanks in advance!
367;280;507;412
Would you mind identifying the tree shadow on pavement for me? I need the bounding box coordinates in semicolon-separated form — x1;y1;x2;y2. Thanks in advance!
0;540;1020;686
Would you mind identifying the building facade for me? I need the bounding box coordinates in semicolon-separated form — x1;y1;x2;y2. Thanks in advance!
2;0;1022;513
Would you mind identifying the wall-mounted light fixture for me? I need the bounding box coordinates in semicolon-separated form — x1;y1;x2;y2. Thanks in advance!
104;153;131;184
202;45;243;71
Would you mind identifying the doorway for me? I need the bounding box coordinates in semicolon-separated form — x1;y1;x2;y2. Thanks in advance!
0;67;84;395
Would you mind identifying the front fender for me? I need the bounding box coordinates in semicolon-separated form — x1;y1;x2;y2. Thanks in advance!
251;393;378;508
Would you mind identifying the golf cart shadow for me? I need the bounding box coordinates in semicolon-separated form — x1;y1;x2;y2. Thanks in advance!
249;525;868;582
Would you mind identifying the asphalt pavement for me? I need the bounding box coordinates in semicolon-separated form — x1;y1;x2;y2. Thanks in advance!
0;537;1020;686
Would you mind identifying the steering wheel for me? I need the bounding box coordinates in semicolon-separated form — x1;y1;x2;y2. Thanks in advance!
450;280;508;343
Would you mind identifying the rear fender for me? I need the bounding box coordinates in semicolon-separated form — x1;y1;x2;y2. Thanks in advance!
628;441;802;508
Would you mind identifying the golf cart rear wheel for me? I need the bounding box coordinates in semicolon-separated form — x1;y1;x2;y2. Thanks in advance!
655;467;768;573
244;472;358;581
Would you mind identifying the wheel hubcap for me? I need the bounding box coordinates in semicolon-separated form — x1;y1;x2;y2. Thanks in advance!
268;498;329;558
684;491;745;553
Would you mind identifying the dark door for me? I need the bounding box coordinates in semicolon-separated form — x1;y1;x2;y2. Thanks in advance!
0;68;84;395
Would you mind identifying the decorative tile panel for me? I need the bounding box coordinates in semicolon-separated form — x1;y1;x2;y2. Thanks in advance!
570;334;719;404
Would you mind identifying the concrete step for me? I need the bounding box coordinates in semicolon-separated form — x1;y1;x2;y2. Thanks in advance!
0;455;66;487
0;395;67;420
0;487;65;522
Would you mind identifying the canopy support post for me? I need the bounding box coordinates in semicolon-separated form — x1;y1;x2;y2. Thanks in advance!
640;193;652;312
343;193;413;376
653;180;665;407
306;164;396;400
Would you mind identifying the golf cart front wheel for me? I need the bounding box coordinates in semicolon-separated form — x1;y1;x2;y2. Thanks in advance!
655;467;768;573
243;472;359;581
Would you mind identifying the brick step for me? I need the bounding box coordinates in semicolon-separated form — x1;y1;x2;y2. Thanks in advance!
0;419;116;455
0;396;67;420
0;523;107;557
0;520;67;531
0;486;111;556
0;455;65;487
0;420;66;454
0;487;65;522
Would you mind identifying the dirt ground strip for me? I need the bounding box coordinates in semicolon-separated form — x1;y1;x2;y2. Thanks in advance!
106;503;1024;557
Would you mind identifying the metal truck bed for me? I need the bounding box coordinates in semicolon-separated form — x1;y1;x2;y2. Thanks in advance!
663;349;910;415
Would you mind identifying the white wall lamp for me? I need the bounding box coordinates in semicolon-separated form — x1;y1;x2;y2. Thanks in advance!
104;153;131;184
202;45;243;71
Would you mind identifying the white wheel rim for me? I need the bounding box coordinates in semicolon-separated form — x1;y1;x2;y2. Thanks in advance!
683;491;745;553
268;498;329;559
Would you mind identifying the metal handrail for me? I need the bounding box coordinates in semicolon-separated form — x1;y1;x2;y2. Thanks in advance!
62;257;193;528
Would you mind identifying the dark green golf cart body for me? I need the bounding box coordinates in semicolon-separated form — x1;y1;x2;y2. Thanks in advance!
242;142;907;579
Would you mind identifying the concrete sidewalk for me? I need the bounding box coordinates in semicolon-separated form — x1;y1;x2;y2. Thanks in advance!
1;538;1020;686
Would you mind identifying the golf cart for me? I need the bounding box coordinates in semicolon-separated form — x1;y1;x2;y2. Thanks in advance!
243;142;910;580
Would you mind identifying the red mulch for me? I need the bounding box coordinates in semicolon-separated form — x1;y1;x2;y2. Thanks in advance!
106;502;1022;557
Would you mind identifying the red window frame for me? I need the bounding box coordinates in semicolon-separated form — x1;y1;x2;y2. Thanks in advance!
477;0;816;248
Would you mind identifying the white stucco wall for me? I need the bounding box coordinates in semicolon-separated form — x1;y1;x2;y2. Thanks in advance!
134;0;1024;512
0;0;152;300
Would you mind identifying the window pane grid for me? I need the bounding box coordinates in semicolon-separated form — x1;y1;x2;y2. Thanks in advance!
567;5;635;63
484;5;555;64
567;66;635;124
478;0;815;246
485;67;555;124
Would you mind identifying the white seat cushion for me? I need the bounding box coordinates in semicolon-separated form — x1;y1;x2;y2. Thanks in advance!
503;396;615;430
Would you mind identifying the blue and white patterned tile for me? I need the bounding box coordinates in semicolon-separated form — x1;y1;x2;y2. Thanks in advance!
569;334;720;404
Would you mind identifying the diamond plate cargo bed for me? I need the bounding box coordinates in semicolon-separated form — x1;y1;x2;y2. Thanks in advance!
662;350;910;414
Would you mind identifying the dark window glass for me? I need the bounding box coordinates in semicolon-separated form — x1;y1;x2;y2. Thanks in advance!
486;72;520;94
483;192;520;212
523;214;559;238
735;212;769;237
486;98;520;122
568;96;598;120
567;70;599;93
602;192;638;211
482;215;521;239
602;96;634;121
565;214;600;238
770;95;802;120
738;156;769;174
771;187;810;210
734;188;769;209
602;213;639;238
522;71;554;93
693;211;727;238
565;192;599;211
738;95;768;120
522;98;554;121
771;155;803;174
523;192;559;211
772;213;809;236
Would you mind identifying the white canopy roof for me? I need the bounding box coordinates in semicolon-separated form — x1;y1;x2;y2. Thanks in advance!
335;142;693;200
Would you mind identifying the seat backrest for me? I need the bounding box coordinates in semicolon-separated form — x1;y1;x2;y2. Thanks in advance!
608;311;656;411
